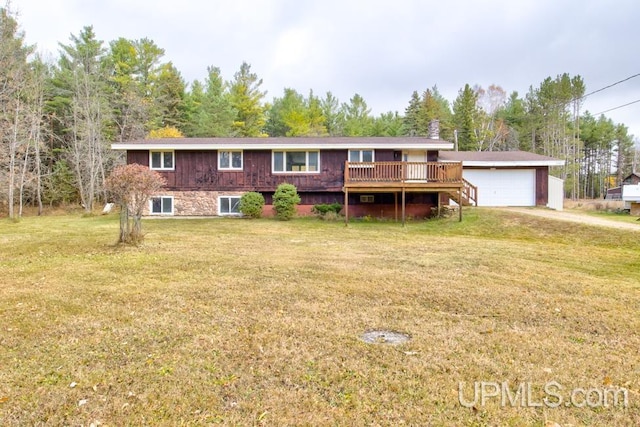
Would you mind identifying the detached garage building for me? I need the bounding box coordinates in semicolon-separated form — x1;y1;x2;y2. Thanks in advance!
439;151;565;210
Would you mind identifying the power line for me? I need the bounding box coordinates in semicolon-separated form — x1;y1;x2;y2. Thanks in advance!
578;73;640;101
593;98;640;115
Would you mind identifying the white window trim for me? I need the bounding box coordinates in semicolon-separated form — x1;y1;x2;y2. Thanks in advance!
272;150;321;174
149;196;174;215
218;195;242;216
218;150;243;170
149;150;175;170
349;149;375;163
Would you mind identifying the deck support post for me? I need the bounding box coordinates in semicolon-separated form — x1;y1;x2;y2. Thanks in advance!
394;192;398;222
344;188;349;225
401;188;406;227
437;192;442;217
458;189;462;222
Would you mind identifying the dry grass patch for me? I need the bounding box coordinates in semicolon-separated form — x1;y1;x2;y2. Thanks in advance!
0;210;639;425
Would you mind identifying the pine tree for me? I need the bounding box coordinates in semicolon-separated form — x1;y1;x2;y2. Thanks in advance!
403;91;421;136
320;91;343;136
151;62;187;130
185;66;236;137
228;62;266;137
341;93;372;136
452;84;479;150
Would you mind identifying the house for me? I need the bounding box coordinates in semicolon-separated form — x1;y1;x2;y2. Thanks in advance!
622;178;640;216
111;136;466;222
606;172;640;200
438;151;565;210
111;136;564;221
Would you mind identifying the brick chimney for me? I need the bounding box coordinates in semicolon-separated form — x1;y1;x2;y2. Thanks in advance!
428;119;440;139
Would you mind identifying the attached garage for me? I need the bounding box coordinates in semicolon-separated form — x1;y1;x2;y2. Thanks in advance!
439;151;565;209
463;169;535;206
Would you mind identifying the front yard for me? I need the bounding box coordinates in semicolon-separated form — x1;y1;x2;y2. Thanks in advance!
1;209;638;425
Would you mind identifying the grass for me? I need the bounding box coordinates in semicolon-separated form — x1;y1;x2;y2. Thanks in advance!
1;209;639;426
579;209;640;224
563;199;639;224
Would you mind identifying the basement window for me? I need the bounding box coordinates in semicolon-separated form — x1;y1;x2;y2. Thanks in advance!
360;195;375;203
219;196;241;216
150;196;173;215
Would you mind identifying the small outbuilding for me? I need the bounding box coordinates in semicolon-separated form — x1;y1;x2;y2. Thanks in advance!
606;173;640;200
622;183;640;216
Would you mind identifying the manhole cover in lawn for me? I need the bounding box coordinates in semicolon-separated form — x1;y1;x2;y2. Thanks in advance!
360;330;411;345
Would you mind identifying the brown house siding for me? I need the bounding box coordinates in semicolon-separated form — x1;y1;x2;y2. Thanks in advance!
127;150;149;166
128;148;442;193
127;148;453;217
128;149;347;192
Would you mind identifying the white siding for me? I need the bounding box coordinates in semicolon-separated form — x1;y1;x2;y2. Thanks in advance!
547;176;564;211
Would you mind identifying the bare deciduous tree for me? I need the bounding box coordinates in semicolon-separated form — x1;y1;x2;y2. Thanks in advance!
0;7;34;218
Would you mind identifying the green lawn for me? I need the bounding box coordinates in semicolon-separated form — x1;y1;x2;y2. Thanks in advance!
1;209;639;426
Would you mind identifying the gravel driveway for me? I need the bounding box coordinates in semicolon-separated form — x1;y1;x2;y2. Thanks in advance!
503;207;640;232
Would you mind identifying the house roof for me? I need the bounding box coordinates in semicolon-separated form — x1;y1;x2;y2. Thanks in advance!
624;172;640;180
438;150;565;167
112;137;454;151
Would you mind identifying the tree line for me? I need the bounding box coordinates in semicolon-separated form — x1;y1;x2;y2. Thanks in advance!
1;8;638;218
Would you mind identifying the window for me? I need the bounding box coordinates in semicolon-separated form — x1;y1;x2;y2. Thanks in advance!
150;196;173;215
218;150;243;170
349;149;374;163
219;196;241;215
273;151;320;173
150;151;174;170
360;195;375;203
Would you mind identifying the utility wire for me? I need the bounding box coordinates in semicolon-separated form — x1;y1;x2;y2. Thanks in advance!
593;98;640;115
578;72;640;101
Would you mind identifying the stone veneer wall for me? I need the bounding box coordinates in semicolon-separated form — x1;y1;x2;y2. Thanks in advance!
144;191;245;216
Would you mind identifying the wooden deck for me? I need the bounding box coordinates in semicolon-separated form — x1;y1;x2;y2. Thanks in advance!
343;161;477;223
344;161;463;189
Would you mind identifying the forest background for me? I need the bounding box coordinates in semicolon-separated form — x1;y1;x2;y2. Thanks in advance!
1;7;638;218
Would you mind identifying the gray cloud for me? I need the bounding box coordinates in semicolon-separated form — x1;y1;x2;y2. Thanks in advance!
15;0;640;138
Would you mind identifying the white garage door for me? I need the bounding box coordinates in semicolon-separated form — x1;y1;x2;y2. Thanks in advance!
463;169;536;206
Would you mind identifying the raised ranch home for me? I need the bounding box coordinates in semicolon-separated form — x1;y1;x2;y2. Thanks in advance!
111;135;564;221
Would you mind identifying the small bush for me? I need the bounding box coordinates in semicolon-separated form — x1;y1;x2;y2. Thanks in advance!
239;192;265;218
312;202;342;216
273;183;301;220
320;211;340;221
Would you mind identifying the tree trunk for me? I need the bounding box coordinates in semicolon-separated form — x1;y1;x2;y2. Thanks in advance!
18;144;30;217
119;203;130;243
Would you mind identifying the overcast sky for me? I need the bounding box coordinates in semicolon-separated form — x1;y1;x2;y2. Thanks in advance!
13;0;640;140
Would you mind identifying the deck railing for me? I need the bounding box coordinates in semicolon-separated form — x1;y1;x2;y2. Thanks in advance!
344;161;463;184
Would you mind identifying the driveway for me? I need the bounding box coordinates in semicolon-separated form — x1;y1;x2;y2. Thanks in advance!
503;207;640;232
